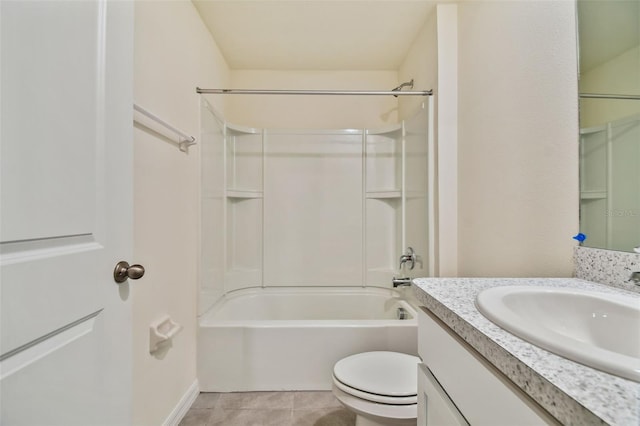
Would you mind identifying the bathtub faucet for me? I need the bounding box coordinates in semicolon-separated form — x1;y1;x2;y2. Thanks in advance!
392;277;412;288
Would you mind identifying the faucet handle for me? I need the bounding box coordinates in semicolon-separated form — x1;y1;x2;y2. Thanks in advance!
628;271;640;286
399;247;416;270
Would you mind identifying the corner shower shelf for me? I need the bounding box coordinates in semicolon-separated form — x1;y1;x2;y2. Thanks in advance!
366;190;402;199
366;123;403;136
227;190;263;199
580;191;607;200
226;122;261;135
579;125;606;135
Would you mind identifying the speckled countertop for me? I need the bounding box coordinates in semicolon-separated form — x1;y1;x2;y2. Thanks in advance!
412;278;640;426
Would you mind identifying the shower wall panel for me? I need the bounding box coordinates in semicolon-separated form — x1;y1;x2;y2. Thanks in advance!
224;126;263;291
365;198;401;285
264;132;364;286
404;104;430;278
200;103;431;311
365;128;402;285
200;101;226;315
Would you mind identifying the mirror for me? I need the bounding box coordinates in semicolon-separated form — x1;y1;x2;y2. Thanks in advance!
577;0;640;253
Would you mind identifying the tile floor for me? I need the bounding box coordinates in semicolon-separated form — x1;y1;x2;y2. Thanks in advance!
179;391;355;426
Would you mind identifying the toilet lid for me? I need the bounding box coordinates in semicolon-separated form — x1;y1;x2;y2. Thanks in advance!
333;351;420;397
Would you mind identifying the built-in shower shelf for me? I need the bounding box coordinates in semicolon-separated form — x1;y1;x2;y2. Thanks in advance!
366;190;401;199
226;122;261;135
580;191;607;200
227;190;263;199
579;125;606;135
366;123;403;136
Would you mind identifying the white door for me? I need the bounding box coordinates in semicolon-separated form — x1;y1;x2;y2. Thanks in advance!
1;1;134;424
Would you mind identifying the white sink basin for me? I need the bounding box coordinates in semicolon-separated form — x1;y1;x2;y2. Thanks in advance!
475;286;640;382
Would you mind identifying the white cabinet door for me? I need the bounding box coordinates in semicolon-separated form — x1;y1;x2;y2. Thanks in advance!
418;363;469;426
418;308;559;425
1;1;133;424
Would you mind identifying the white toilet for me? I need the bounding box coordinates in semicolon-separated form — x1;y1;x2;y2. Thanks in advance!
332;351;420;426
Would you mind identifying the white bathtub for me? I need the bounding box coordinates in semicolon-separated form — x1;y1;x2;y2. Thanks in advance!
198;287;418;391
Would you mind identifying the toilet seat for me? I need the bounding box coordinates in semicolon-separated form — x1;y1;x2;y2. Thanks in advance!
333;375;417;405
332;382;417;425
333;351;420;405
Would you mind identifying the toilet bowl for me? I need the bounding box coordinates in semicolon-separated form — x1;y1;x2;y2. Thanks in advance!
331;351;420;426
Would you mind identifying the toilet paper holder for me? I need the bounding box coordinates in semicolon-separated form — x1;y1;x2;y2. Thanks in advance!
149;315;182;354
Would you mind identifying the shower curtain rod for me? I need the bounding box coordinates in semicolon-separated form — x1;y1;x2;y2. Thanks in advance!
196;87;433;96
579;93;640;101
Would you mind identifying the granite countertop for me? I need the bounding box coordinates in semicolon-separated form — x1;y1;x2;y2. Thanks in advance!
412;277;640;426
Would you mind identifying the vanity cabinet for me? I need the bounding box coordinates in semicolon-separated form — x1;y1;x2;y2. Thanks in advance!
417;362;468;425
417;307;559;426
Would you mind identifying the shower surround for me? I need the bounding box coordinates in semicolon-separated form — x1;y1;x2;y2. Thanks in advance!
198;98;431;390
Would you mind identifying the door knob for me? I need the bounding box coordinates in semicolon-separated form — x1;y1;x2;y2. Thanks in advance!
113;261;145;283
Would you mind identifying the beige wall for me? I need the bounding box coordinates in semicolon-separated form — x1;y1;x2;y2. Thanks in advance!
133;1;229;425
227;70;398;129
398;9;437;122
456;0;579;277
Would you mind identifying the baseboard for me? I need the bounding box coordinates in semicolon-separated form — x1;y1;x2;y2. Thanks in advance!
163;379;199;426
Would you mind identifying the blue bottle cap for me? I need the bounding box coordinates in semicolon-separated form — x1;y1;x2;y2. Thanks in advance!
572;233;587;243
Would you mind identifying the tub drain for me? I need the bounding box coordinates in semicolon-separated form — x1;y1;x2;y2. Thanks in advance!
396;307;409;320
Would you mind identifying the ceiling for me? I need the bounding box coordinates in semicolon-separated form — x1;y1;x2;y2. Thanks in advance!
578;0;640;72
192;0;437;70
193;0;639;73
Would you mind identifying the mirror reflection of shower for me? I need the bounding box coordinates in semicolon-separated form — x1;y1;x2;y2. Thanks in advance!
577;0;640;253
